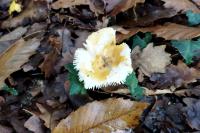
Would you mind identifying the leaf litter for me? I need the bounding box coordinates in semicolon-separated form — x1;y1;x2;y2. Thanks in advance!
0;0;200;132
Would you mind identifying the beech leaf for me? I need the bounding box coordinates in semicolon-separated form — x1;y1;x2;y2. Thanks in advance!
171;39;200;64
53;98;148;133
0;38;40;89
117;23;200;43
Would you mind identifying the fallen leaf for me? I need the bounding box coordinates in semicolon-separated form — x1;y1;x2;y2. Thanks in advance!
51;0;90;9
110;0;145;16
24;115;44;133
40;36;61;78
10;117;28;133
53;98;148;133
0;38;40;89
183;98;200;130
0;124;13;133
150;61;200;88
135;43;171;76
161;0;200;13
171;39;200;64
8;0;22;15
118;6;177;27
192;0;200;6
0;27;27;42
36;103;56;130
0;27;28;54
1;0;48;29
117;23;200;43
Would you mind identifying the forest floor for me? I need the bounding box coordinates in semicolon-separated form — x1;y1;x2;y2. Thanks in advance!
0;0;200;133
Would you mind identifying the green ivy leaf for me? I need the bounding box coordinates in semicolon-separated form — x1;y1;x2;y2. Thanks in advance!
2;84;18;96
171;39;200;64
186;10;200;26
125;72;144;100
132;32;152;49
65;63;87;95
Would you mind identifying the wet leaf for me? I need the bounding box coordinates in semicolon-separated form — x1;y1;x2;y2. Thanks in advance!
51;0;90;9
186;10;200;26
125;72;144;99
161;0;200;13
0;38;40;89
24;115;44;133
150;61;200;88
171;39;200;64
183;98;200;130
53;98;148;133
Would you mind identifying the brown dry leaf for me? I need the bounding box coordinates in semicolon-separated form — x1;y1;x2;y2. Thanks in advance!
161;0;200;13
0;124;13;133
192;0;200;6
117;23;200;43
134;43;171;76
150;61;200;88
36;103;55;129
40;36;61;78
0;38;40;89
24;115;44;133
1;0;48;29
51;0;90;9
53;98;148;133
110;0;145;16
119;8;177;27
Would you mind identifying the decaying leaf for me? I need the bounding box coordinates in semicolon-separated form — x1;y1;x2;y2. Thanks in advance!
110;0;145;16
161;0;200;13
0;124;13;133
192;0;200;7
150;61;200;88
1;0;48;29
0;26;28;54
0;27;27;42
133;43;171;76
36;103;54;129
117;23;200;43
51;0;90;9
53;98;148;133
0;38;40;89
24;115;44;133
183;98;200;130
40;36;61;78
